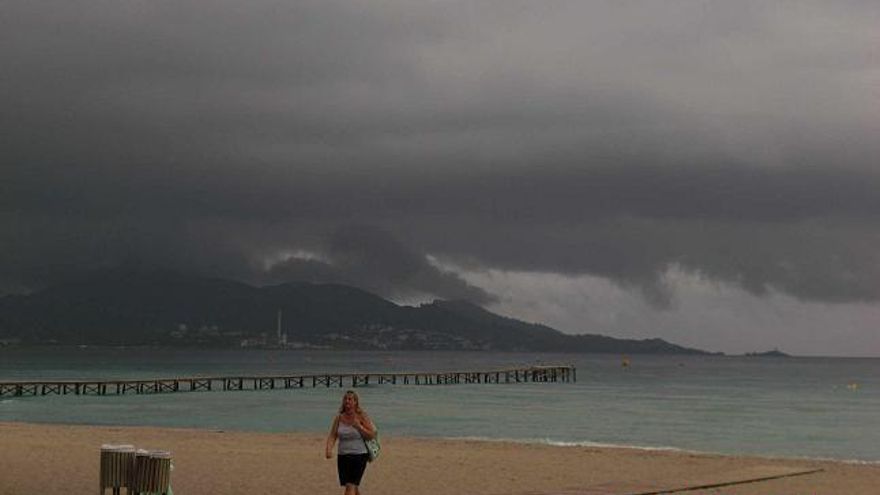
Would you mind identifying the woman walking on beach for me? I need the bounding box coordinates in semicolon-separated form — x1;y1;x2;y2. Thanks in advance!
325;390;376;495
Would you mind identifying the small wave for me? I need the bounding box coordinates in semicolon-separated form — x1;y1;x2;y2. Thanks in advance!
787;455;880;466
0;399;14;405
442;436;880;464
541;439;690;453
444;435;692;454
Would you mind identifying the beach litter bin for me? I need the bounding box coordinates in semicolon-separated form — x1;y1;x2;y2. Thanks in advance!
130;449;173;495
100;444;136;495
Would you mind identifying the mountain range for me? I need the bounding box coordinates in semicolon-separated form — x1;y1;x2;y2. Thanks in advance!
0;266;713;354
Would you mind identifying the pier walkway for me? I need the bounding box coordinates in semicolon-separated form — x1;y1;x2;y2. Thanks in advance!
0;365;575;398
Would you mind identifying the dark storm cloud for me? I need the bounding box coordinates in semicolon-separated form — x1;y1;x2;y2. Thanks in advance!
266;225;495;304
3;0;880;309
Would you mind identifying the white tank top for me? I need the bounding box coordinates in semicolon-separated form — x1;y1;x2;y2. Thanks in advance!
337;421;368;455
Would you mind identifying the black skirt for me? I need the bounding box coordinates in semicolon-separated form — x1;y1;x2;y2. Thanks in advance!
337;453;369;486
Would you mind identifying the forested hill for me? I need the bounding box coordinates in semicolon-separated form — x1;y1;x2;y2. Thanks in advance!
0;267;713;354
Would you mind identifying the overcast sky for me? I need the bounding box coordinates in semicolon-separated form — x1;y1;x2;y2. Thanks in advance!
3;1;879;356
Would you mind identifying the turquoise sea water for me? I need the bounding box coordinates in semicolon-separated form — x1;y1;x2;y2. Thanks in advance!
1;348;877;462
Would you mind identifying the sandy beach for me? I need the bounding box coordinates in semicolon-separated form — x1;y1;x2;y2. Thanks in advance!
1;422;877;494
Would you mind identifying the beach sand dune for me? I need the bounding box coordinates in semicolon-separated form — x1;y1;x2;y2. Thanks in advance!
1;422;877;494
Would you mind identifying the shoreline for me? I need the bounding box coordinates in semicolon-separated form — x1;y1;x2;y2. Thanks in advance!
2;421;879;494
4;416;879;466
440;434;880;466
5;344;880;358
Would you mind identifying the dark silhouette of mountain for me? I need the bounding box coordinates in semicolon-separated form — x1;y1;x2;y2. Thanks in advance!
0;266;712;354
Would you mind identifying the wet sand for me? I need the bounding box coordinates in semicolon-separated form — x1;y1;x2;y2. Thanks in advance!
1;422;877;494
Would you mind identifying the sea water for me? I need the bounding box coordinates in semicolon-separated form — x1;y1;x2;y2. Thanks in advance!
1;348;877;462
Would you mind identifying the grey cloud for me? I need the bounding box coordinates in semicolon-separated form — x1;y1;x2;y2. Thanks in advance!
265;225;495;304
417;213;880;306
3;0;880;317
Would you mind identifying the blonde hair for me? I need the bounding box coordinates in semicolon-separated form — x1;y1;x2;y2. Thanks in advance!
338;390;366;416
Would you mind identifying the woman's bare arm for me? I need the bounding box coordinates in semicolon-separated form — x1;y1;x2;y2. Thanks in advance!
325;415;340;458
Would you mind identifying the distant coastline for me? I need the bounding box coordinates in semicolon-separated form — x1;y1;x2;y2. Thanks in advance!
744;349;791;357
0;266;715;355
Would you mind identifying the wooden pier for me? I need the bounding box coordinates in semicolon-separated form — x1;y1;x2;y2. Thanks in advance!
0;365;575;398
